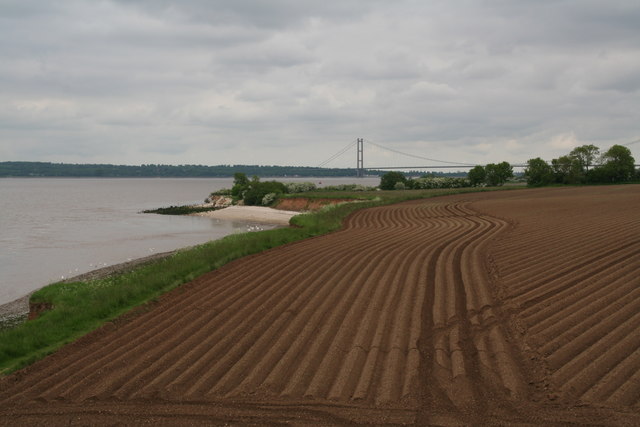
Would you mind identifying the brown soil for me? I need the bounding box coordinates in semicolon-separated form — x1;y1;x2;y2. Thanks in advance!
274;197;357;211
26;302;53;320
1;185;639;425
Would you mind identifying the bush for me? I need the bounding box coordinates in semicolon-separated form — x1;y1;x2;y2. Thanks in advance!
320;184;375;192
379;171;407;190
261;192;277;206
286;182;317;193
410;177;470;189
243;180;287;206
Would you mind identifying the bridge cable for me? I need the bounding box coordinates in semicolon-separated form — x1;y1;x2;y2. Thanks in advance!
317;139;358;168
364;139;478;166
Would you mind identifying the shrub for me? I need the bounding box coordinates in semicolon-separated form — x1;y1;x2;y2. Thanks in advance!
320;184;375;192
379;171;407;190
261;192;277;206
243;180;287;206
410;177;470;189
286;182;317;193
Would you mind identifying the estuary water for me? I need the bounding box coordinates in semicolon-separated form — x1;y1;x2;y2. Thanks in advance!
0;177;379;305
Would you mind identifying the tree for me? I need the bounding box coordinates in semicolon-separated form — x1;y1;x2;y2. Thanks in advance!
484;161;513;186
467;165;486;187
551;155;583;184
569;144;600;172
231;172;249;198
596;145;636;183
243;180;287;205
525;158;554;187
379;171;407;190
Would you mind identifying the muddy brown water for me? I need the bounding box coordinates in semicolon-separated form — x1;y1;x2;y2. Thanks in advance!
1;185;639;425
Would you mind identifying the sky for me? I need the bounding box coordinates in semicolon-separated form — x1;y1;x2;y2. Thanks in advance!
1;0;639;169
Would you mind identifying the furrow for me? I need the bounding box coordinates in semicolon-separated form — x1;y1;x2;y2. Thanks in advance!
545;295;640;371
0;263;263;400
504;231;639;294
325;227;448;402
277;260;399;398
485;325;526;398
129;230;398;397
434;218;474;327
460;215;505;314
307;242;417;401
605;365;640;407
207;226;424;398
530;270;640;342
295;213;434;400
498;220;636;279
247;226;449;400
226;228;426;399
158;228;407;398
55;239;349;401
370;243;431;405
558;326;640;400
498;216;637;279
510;244;640;310
581;348;640;403
552;311;640;387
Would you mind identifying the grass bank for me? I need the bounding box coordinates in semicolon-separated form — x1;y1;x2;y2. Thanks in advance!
0;186;517;375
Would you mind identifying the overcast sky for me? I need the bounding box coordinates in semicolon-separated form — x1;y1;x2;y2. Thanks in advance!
1;0;639;169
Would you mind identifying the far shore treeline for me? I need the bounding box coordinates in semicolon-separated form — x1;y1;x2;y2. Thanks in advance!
0;162;360;178
0;161;464;178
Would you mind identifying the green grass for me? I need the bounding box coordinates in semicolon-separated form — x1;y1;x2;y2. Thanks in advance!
0;186;519;375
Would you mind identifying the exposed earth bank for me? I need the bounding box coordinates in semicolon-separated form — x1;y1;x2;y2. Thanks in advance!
1;186;639;425
273;196;360;211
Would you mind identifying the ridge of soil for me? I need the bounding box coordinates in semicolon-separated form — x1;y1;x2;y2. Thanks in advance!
1;185;639;425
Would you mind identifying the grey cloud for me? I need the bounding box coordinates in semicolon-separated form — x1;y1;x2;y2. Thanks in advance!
1;0;639;167
114;0;382;29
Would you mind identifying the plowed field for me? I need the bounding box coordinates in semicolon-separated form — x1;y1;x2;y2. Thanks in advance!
1;185;639;425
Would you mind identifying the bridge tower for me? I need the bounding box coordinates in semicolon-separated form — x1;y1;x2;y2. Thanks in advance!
356;138;364;177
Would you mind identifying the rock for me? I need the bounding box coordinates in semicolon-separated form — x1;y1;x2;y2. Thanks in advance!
203;195;233;208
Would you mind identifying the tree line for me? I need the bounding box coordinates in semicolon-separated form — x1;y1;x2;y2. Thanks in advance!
0;162;469;178
524;144;638;186
379;143;639;191
0;162;363;178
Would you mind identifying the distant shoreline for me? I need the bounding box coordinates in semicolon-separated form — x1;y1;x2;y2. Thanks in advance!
0;161;380;178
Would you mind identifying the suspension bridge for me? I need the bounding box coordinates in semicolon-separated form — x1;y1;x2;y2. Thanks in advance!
317;138;640;176
317;138;523;177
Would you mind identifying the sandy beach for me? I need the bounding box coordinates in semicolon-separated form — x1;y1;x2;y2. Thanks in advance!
192;205;300;225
